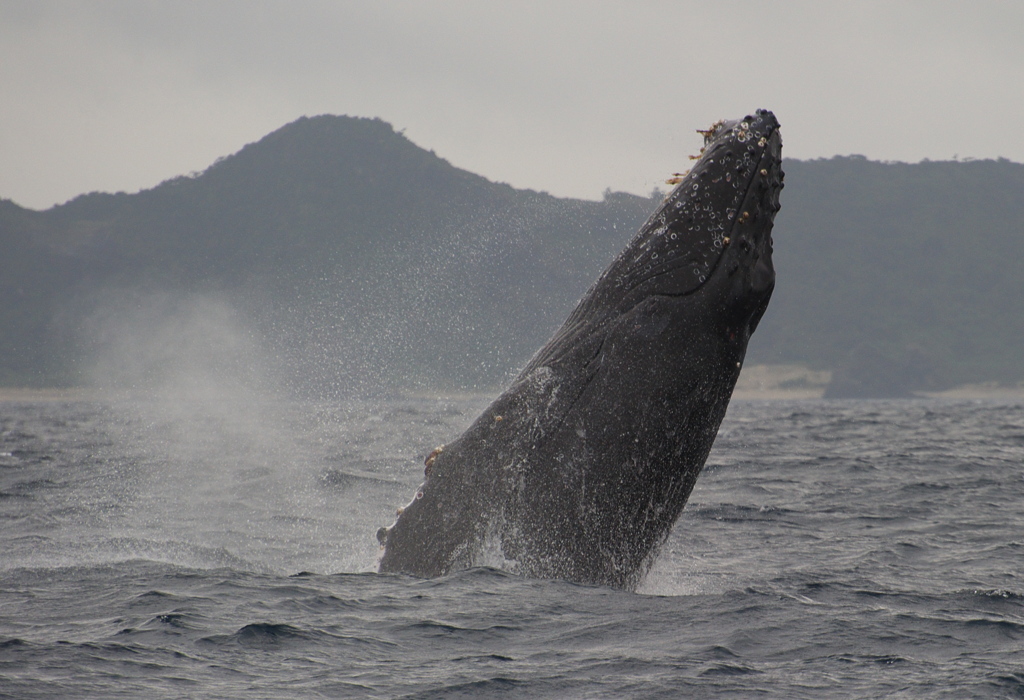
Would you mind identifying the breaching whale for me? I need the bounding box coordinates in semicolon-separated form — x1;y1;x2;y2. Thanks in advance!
378;110;783;590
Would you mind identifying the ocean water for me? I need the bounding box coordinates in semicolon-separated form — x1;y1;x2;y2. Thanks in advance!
1;394;1023;698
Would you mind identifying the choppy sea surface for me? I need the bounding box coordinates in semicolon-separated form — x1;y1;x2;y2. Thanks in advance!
1;394;1023;698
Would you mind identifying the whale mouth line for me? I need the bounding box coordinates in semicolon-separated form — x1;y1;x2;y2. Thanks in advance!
625;253;725;296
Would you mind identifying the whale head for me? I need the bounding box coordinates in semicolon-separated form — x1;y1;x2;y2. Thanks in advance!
524;110;783;373
601;109;783;335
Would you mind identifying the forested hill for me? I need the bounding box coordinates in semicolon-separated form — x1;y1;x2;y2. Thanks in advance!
1;115;1021;396
0;116;656;393
763;154;1024;396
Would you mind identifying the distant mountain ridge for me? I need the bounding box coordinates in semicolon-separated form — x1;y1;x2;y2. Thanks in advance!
766;154;1024;394
0;116;657;392
1;115;1022;395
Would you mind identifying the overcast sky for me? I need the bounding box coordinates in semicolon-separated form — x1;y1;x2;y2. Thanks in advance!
2;0;1022;210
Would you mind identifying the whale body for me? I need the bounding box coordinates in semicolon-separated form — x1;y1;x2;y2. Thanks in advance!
378;110;784;590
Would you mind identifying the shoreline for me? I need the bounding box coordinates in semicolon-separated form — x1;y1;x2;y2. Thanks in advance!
2;367;1023;403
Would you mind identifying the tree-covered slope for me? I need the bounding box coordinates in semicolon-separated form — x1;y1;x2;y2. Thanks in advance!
1;116;1021;394
752;155;1024;391
0;116;654;390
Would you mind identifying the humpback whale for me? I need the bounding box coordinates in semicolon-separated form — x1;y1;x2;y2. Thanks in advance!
378;110;783;590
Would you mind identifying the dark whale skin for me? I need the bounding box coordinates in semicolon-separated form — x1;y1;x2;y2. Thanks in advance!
379;110;783;590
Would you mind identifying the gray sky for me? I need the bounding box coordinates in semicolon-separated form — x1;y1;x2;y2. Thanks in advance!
2;0;1022;210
